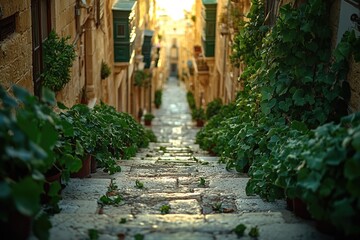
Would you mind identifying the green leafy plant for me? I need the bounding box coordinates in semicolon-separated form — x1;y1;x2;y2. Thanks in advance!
100;60;111;79
160;204;171;214
206;98;222;120
107;179;118;194
134;234;144;240
134;70;149;87
249;226;259;238
98;195;122;206
119;218;127;224
135;180;144;189
88;229;99;240
283;113;360;236
42;30;76;92
186;91;196;110
198;177;206;187
154;89;162;108
145;128;157;142
159;146;167;152
99;177;122;206
233;224;246;237
0;85;60;239
212;202;223;212
144;113;155;121
192;108;206;121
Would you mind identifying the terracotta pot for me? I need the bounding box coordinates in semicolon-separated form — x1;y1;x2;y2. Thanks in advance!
71;154;91;178
91;157;97;173
42;169;62;204
196;119;204;127
144;120;152;126
286;197;294;211
2;210;32;239
293;198;311;219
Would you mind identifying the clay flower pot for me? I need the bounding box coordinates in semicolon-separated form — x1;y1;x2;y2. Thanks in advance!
71;154;92;178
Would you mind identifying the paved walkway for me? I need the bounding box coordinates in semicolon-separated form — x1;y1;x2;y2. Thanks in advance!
49;77;331;240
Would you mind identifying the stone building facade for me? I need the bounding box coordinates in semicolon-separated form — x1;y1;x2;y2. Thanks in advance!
0;0;33;92
180;0;360;114
0;0;164;120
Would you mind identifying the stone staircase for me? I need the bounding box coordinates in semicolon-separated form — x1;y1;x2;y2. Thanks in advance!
48;78;331;240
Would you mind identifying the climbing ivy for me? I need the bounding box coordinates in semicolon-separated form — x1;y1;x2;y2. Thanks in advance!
255;0;350;127
196;0;360;225
230;0;268;69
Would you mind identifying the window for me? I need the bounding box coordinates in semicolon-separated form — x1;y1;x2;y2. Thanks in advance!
0;14;16;42
117;24;126;38
31;0;51;96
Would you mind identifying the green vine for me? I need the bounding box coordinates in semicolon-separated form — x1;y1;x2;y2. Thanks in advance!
230;0;268;69
196;0;360;227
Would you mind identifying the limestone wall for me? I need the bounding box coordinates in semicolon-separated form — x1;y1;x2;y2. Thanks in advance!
53;0;115;108
0;0;33;92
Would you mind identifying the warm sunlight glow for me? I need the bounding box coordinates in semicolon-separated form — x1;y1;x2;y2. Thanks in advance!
157;0;195;20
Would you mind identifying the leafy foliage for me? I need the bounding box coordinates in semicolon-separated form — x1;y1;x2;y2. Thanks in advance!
135;180;144;189
293;113;360;236
230;0;267;69
0;86;58;238
42;31;76;92
192;107;206;121
186;91;196;110
249;226;259;238
144;113;155;121
154;89;162;108
205;98;222;120
134;70;150;87
0;84;156;239
160;204;171;214
198;177;206;187
233;224;246;237
196;0;360;236
100;61;111;79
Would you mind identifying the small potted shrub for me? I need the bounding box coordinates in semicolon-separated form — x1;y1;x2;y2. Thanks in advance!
192;108;206;127
101;60;111;79
154;89;162;108
206;98;223;120
144;113;155;126
134;70;149;87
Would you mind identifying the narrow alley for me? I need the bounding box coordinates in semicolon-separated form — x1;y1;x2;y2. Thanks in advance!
49;77;331;240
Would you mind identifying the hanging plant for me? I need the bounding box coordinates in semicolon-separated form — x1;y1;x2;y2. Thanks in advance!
134;70;149;87
42;30;76;92
101;61;111;79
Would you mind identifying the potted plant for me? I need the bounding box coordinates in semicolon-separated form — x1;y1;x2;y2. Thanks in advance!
101;60;111;79
0;85;60;239
206;98;223;120
134;70;149;87
58;104;95;179
42;30;76;92
187;91;196;111
144;113;155;126
293;113;360;237
154;89;162;108
192;108;206;127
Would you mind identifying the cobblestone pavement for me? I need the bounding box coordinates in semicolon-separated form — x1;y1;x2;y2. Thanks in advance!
49;77;332;240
